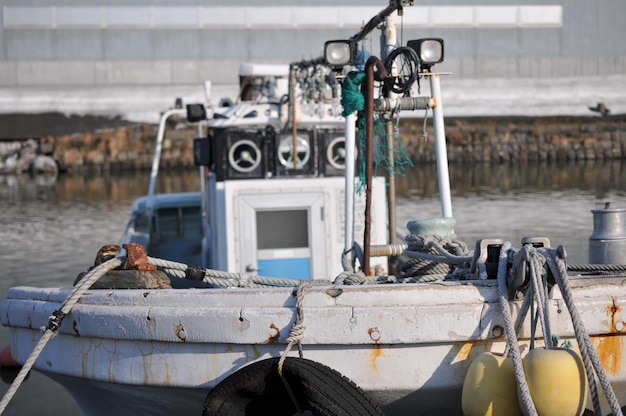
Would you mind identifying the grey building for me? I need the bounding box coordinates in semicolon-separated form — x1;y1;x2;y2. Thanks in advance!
1;0;625;89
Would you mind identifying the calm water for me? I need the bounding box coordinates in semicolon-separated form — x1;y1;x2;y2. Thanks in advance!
0;161;624;415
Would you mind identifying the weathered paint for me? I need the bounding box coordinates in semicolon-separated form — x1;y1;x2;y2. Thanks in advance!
593;335;624;376
451;342;474;365
606;297;624;333
265;323;280;344
174;322;188;341
369;344;384;371
368;327;381;343
4;280;626;416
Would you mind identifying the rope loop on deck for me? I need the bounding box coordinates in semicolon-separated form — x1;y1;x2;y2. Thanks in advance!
276;281;328;413
401;234;472;279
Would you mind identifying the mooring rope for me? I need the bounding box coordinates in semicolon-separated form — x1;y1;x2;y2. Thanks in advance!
523;247;553;348
0;257;122;415
276;281;326;414
278;281;324;372
495;241;538;416
542;247;623;416
148;257;306;288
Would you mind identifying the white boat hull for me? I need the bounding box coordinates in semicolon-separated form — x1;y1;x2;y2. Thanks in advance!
3;278;626;415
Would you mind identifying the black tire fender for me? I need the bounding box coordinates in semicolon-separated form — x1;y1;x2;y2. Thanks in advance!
203;357;385;416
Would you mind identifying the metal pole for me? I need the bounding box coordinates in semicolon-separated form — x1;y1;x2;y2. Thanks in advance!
148;108;186;198
290;66;298;170
147;108;187;222
428;73;453;218
364;56;389;276
344;113;356;257
384;15;398;247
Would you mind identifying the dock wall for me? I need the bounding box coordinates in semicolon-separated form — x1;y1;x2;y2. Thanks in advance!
402;116;626;164
2;115;625;174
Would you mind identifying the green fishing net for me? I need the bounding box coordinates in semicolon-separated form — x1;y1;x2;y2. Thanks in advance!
342;70;414;194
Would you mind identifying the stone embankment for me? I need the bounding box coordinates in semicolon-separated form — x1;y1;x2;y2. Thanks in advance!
403;115;626;163
0;121;198;174
1;114;624;174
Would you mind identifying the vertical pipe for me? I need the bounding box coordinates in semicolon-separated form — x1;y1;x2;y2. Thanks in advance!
147;108;186;221
290;66;298;170
384;15;397;247
344;113;356;258
386;122;397;245
363;63;375;276
198;122;209;268
363;56;389;276
148;108;186;198
429;74;453;218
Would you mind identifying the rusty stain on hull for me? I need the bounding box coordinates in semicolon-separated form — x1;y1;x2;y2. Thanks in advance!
592;335;623;375
369;344;384;371
606;297;624;333
264;323;280;344
450;342;474;365
368;327;381;342
174;323;187;342
592;298;625;375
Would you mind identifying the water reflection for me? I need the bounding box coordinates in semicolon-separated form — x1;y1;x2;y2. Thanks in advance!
0;169;201;204
396;159;625;199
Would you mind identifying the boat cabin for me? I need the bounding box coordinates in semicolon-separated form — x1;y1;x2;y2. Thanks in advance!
124;63;389;280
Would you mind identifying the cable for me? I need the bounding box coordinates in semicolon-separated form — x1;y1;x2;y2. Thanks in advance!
383;46;420;95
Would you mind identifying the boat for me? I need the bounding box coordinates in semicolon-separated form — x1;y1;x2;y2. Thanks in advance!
2;2;626;415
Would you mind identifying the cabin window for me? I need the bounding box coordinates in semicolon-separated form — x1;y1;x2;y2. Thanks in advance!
256;209;309;249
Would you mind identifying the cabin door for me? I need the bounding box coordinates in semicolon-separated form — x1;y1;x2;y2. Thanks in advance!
237;192;326;280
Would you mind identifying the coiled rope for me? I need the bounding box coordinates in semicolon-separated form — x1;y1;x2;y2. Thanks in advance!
0;257;123;415
401;234;472;280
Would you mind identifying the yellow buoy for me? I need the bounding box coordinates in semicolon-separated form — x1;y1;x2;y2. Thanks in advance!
462;352;523;416
521;347;588;416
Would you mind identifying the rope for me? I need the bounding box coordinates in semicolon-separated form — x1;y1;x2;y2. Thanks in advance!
522;246;553;348
542;247;624;416
568;263;626;273
0;257;122;415
496;241;538;416
276;281;324;414
401;234;472;279
148;257;308;288
278;281;319;373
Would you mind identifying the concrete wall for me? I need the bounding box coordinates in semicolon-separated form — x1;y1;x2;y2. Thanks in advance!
0;0;625;87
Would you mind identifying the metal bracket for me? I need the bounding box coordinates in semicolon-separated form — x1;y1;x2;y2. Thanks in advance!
508;237;552;300
469;239;504;280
